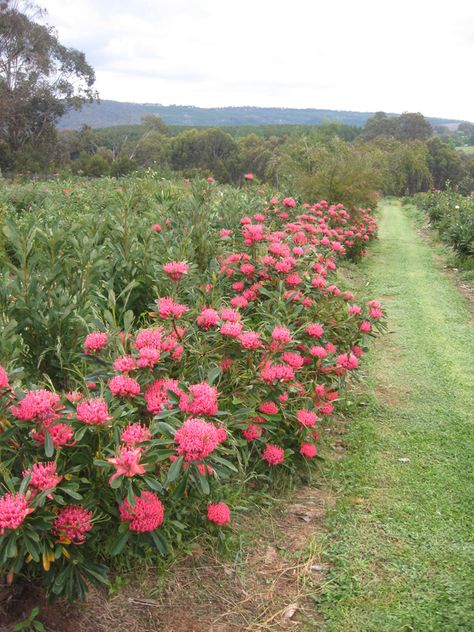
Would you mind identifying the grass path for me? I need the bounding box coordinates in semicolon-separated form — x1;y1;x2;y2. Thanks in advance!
319;200;474;631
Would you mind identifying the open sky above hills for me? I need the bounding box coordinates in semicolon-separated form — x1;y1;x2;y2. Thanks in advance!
41;0;474;122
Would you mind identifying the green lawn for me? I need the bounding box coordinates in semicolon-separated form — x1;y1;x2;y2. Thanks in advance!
318;200;474;631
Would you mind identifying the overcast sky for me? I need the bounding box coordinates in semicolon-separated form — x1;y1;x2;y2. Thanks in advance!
40;0;474;120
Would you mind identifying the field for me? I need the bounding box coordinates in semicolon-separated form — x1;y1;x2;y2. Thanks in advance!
0;177;472;630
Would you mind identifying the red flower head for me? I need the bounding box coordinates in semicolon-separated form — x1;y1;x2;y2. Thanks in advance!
207;502;231;525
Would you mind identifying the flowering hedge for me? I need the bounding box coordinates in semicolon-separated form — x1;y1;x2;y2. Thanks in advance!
0;190;384;600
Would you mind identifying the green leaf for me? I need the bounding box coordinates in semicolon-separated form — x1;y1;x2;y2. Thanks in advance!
44;430;54;458
150;530;168;554
110;530;130;556
206;366;221;385
211;455;238;472
164;454;184;487
143;475;164;493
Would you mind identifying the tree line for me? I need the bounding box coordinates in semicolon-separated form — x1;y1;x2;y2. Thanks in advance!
1;1;473;208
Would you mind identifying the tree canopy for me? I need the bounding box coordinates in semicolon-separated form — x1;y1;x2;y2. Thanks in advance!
0;0;96;168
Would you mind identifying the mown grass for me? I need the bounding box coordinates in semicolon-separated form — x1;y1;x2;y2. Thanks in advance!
316;200;474;631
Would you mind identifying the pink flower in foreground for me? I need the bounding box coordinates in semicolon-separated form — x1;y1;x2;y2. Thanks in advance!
244;173;254;181
107;447;146;483
11;389;61;423
32;423;75;448
238;331;262;350
151;223;162;232
0;364;9;389
297;409;318;427
163;261;189;281
219;228;232;238
23;462;62;495
144;378;183;414
282;197;296;208
180;382;219;416
109;375;141;398
271;326;292;343
360;321;371;333
300;442;318;458
261;443;284;465
220;322;243;338
306;323;324;338
84;332;108;353
259;401;278;415
120;422;152;446
137;346;161;369
197;307;219;330
207;502;231;525
53;505;93;544
0;493;33;534
135;328;162;349
156;297;189;319
119;491;164;532
113;355;138;373
242;424;262;442
174;417;219;461
76;398;111;425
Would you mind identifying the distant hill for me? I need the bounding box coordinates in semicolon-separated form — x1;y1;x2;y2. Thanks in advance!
58;100;464;130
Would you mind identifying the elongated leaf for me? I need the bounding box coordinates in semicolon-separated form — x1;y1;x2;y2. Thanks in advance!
164;454;183;487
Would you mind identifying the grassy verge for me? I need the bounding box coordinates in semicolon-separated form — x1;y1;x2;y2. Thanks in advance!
316;200;474;630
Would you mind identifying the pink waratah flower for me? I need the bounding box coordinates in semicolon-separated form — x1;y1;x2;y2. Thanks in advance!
320;402;334;415
238;331;262;350
220;308;240;322
113;355;138;373
109;375;141;398
220;358;233;372
163;261;189;281
300;442;318;458
309;345;328;358
119;491;164;532
197;307;219;330
152;223;162;232
242;424;262;441
348;304;362;315
306;323;324;338
135;328;162;349
180;382;219;416
121;422;152;446
53;505;93;544
0;364;9;389
137;346;161;368
337;353;359;370
0;493;33;534
11;389;61;423
174;417;219;461
244;172;254;181
23;462;62;494
297;409;318;427
66;390;82;403
156;297;189;319
76;398;111;425
285;273;302;287
231;295;249;309
282;352;304;369
32;423;75;448
207;176;215;183
260;362;295;384
259;401;278;415
360;321;371;333
282;197;296;208
107;447;146;483
261;443;285;465
220;322;243;338
207;502;231;525
219;228;233;238
84;332;108;353
271;326;292;343
144;378;183;414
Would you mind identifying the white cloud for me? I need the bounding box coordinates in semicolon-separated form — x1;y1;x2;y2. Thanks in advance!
40;0;474;120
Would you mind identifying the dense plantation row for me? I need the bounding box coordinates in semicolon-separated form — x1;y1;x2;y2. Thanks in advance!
411;190;474;261
0;177;385;601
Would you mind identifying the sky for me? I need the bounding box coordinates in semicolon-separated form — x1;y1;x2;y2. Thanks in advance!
39;0;474;121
